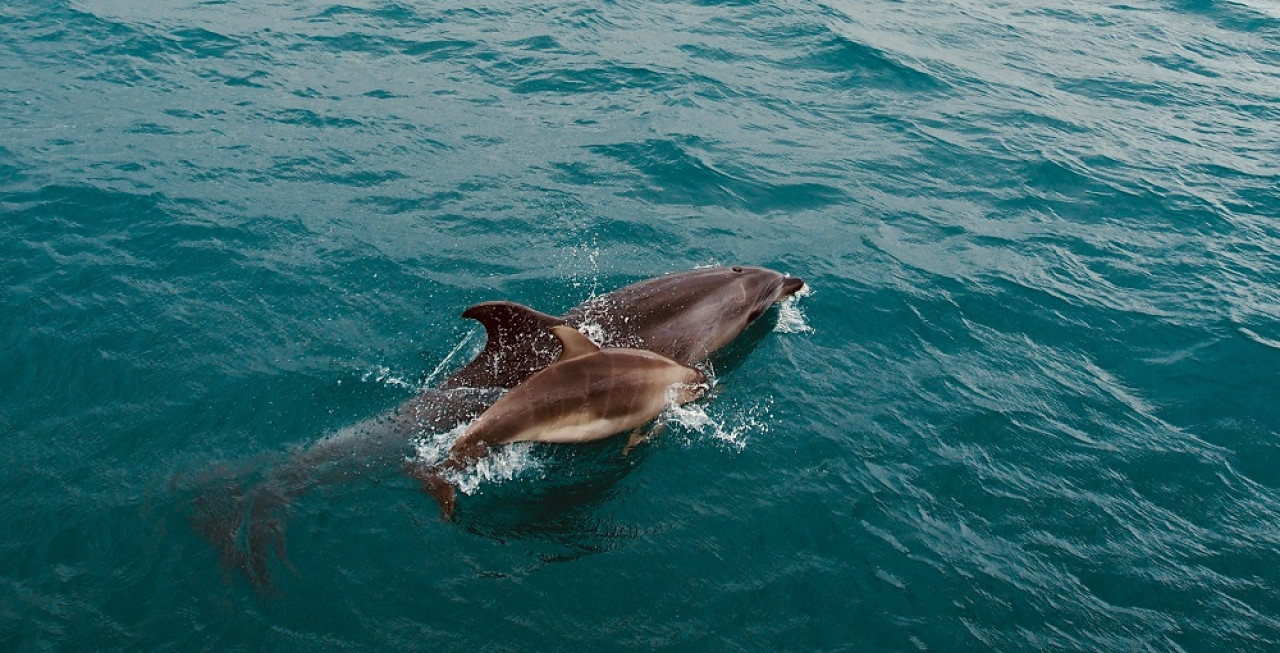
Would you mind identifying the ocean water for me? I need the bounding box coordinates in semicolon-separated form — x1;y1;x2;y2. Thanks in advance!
2;0;1279;649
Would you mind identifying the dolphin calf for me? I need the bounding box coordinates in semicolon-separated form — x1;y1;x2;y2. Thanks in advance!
413;326;707;519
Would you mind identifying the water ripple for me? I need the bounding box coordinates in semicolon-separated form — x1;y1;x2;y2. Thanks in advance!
3;0;1280;648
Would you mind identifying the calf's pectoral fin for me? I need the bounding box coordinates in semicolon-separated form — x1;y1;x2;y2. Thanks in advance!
405;440;492;521
623;422;666;456
405;461;456;520
424;473;458;521
407;462;459;521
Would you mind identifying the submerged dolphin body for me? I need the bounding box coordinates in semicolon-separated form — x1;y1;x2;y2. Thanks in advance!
189;266;803;586
415;326;707;519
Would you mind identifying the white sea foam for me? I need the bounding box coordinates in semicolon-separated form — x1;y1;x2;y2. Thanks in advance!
774;283;813;334
410;423;541;496
452;442;539;494
409;423;463;466
577;320;609;345
661;396;774;452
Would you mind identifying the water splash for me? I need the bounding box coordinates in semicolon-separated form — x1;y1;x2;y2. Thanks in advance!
577;320;609;345
410;423;542;496
565;240;604;298
359;365;417;390
421;330;479;387
453;443;540;495
662;397;774;452
774;283;813;334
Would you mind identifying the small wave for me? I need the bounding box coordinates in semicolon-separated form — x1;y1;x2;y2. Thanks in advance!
1226;0;1280;19
588;138;850;213
774;283;814;333
359;365;417;390
1239;327;1280;350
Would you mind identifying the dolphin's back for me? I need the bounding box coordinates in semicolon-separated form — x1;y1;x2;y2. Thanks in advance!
470;348;702;446
565;266;790;363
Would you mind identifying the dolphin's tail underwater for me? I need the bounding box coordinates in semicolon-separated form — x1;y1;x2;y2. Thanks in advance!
182;388;498;588
180;414;410;589
186;473;294;590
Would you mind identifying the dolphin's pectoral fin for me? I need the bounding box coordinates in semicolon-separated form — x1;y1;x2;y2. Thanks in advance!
446;301;565;389
622;428;645;456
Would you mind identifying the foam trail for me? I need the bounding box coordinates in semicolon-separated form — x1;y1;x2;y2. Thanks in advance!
453;443;539;495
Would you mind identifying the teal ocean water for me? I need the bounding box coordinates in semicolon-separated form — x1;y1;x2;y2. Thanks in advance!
3;0;1279;649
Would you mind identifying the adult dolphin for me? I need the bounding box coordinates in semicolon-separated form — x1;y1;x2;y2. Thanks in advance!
439;265;805;392
415;326;708;519
188;265;804;586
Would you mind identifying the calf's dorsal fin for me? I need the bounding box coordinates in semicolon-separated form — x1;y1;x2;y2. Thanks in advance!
551;325;601;362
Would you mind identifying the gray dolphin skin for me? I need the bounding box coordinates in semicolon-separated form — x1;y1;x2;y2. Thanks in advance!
414;326;708;519
190;266;802;586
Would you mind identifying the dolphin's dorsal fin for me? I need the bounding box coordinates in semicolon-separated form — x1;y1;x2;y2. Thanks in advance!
462;301;561;335
551;325;600;362
440;301;565;390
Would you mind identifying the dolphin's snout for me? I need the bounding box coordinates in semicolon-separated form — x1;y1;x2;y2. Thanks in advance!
780;276;805;297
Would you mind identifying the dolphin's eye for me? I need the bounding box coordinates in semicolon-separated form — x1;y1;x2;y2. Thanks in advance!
732;266;743;272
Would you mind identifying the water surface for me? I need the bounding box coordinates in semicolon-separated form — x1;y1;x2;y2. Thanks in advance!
2;0;1279;649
